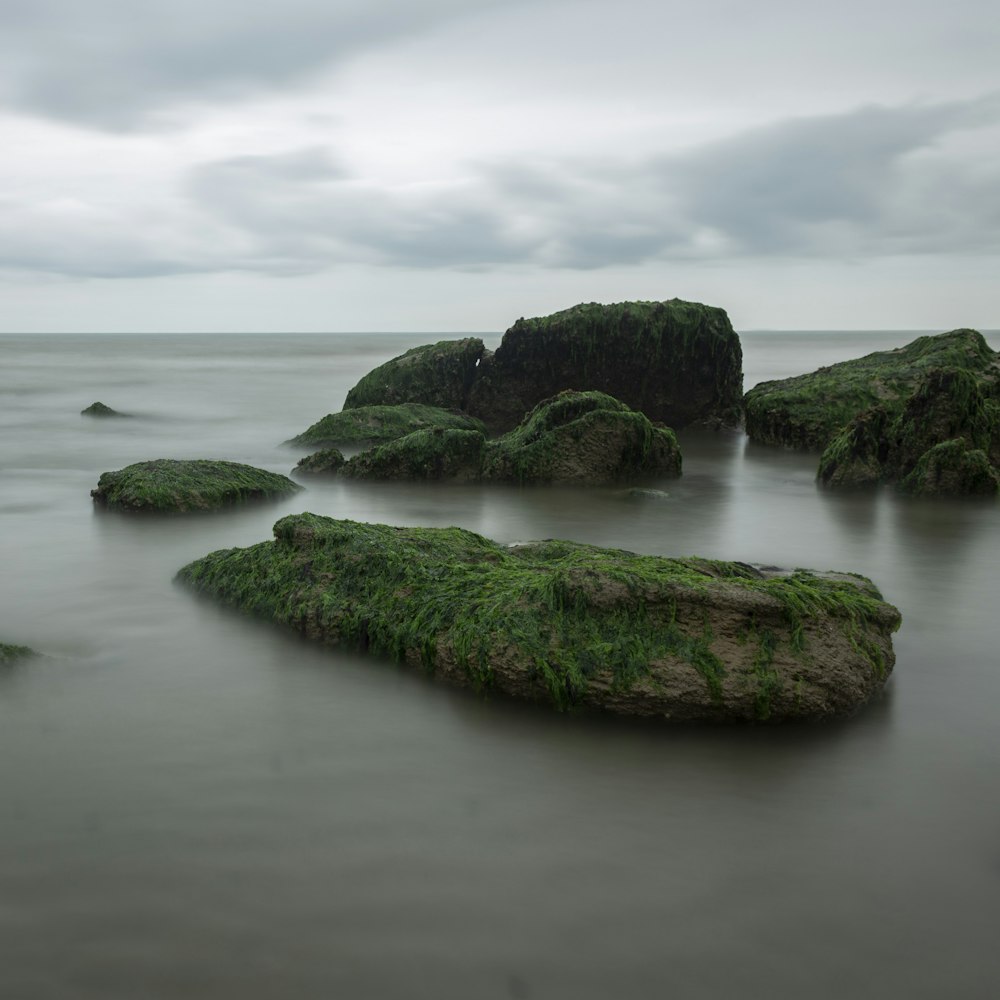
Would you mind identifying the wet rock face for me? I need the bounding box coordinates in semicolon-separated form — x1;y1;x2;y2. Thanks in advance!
91;459;302;512
335;391;682;486
338;300;743;433
293;448;347;477
177;515;901;723
467;300;743;433
818;366;1000;495
343;339;485;411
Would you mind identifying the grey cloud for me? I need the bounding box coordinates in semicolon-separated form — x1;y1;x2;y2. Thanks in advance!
0;0;510;129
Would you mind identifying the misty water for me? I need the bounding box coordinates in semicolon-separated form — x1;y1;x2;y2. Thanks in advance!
2;330;998;998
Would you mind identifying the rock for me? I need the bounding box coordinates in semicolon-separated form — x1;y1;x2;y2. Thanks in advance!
337;391;682;485
818;366;1000;494
0;642;37;665
177;514;901;722
82;401;125;417
287;403;486;448
744;328;998;451
293;448;347;476
342;429;486;482
91;459;302;512
479;391;682;484
343;339;485;411
468;300;743;433
339;300;743;433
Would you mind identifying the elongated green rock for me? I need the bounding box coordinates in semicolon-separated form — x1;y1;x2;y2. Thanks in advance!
288;403;485;448
0;643;37;665
92;460;302;512
177;514;901;722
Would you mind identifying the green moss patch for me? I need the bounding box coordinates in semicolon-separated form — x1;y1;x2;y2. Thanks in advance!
177;515;900;722
0;643;37;665
293;448;347;476
287;403;485;448
92;459;302;512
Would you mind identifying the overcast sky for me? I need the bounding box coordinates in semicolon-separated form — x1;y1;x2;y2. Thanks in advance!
2;0;998;332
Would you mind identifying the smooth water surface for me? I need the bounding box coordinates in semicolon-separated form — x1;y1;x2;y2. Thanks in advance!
2;331;999;998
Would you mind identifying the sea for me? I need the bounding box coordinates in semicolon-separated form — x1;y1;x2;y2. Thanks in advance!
1;330;998;999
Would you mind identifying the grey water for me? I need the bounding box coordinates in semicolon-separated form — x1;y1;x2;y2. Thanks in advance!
1;330;999;999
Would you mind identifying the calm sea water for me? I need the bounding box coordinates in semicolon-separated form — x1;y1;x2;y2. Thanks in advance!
2;330;999;999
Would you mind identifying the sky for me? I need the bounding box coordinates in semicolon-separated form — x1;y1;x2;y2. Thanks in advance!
1;0;998;333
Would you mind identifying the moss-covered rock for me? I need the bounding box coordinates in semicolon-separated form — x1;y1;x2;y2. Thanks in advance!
480;391;681;484
82;401;125;417
287;403;486;448
293;448;347;476
92;459;302;512
468;299;743;432
0;642;37;665
744;328;998;451
337;391;682;485
818;367;1000;494
342;429;487;482
177;515;901;722
343;339;485;411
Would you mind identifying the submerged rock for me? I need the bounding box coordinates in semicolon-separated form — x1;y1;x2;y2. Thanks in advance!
817;366;1000;494
0;643;37;665
293;448;347;476
339;300;743;433
744;328;998;451
337;391;682;485
343;339;485;411
82;401;125;417
92;459;302;512
177;515;901;722
287;403;485;448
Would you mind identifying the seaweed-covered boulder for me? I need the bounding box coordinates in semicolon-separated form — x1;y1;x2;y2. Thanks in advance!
817;367;1000;494
287;403;485;448
480;391;681;484
92;459;302;512
468;300;743;432
82;401;125;417
744;328;998;451
1;642;37;666
177;515;901;722
343;339;485;411
293;448;347;477
342;429;486;482
337;391;682;485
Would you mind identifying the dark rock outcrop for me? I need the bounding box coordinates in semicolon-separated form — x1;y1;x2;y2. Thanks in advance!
287;403;485;448
92;459;302;512
337;391;682;485
82;401;125;417
293;448;347;477
339;300;743;433
343;339;485;411
177;514;901;722
0;643;37;666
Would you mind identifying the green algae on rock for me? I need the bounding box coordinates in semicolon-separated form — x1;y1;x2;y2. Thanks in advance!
336;391;682;485
0;642;37;665
817;366;1000;495
82;401;125;417
92;459;302;512
288;403;486;448
343;339;485;411
468;299;743;433
177;514;901;722
744;328;998;451
293;448;347;476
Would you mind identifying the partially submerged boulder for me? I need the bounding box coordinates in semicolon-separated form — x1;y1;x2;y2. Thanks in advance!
82;401;125;417
1;642;37;666
92;459;302;512
744;328;998;451
336;391;682;485
293;448;347;477
287;403;485;448
343;339;485;411
339;300;744;433
817;366;1000;494
177;515;901;722
468;300;743;432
